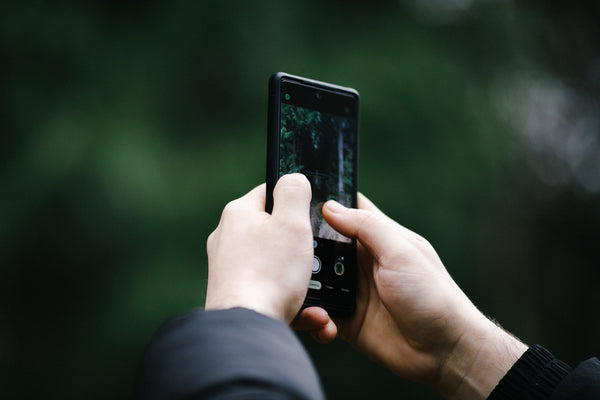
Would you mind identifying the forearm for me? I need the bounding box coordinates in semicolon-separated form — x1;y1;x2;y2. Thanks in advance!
437;315;528;400
134;308;324;400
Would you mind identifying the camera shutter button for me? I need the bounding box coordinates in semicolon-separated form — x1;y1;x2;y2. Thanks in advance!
312;256;322;274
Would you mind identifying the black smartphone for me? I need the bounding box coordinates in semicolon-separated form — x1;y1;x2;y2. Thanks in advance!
266;72;359;315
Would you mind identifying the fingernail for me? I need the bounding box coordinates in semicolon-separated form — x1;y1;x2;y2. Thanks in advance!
325;200;346;214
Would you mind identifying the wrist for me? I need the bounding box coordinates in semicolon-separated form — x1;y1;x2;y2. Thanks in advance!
436;315;528;400
205;284;305;323
205;291;286;322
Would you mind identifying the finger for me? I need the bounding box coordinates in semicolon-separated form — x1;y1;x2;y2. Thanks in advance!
271;173;312;222
322;200;402;258
310;318;338;344
238;183;267;212
291;307;330;331
291;308;338;344
214;184;267;232
357;192;384;215
220;183;267;218
359;194;430;245
358;193;430;244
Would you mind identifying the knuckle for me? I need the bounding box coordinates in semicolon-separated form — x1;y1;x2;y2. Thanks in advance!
206;230;216;249
412;233;434;252
221;199;241;218
401;233;439;265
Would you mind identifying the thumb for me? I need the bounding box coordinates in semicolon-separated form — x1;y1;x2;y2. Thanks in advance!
271;173;312;223
322;200;401;260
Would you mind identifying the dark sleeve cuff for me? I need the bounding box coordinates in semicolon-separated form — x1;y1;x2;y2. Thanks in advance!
551;357;600;399
133;307;325;400
488;344;572;400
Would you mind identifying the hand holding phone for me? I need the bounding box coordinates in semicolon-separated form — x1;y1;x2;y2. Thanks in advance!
206;176;314;323
266;72;359;315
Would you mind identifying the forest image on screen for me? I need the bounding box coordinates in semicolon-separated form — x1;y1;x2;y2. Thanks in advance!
280;103;355;243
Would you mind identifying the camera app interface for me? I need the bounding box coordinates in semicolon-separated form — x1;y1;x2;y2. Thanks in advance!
279;96;357;305
279;103;356;242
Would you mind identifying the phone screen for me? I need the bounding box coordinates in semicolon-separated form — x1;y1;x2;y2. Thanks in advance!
279;102;356;242
269;74;359;314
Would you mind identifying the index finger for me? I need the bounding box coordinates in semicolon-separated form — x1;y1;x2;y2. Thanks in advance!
238;183;267;212
358;192;384;214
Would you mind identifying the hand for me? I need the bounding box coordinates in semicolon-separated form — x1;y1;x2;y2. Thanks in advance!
205;174;314;323
292;194;527;399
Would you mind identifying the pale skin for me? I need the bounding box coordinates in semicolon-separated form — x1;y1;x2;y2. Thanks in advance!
205;173;528;400
205;174;314;323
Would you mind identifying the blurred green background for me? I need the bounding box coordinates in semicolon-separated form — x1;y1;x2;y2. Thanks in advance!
3;1;599;399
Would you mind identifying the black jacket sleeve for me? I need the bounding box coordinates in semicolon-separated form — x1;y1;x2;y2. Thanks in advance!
551;357;600;400
133;308;325;400
488;344;600;399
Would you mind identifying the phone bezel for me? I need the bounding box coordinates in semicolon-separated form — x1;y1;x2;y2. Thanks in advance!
266;72;359;315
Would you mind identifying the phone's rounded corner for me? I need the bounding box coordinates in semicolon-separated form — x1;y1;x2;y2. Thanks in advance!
270;71;291;85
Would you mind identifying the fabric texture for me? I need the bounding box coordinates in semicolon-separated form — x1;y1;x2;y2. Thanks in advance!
550;357;600;399
488;344;600;400
133;308;325;400
134;308;600;400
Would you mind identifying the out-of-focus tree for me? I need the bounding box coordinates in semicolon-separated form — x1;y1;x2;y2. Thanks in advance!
1;1;598;399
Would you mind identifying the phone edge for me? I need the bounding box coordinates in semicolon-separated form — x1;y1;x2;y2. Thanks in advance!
265;72;359;316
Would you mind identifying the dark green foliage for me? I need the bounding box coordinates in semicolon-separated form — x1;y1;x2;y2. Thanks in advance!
1;1;599;399
280;104;355;205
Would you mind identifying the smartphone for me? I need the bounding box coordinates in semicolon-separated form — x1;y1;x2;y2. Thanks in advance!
266;72;359;315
